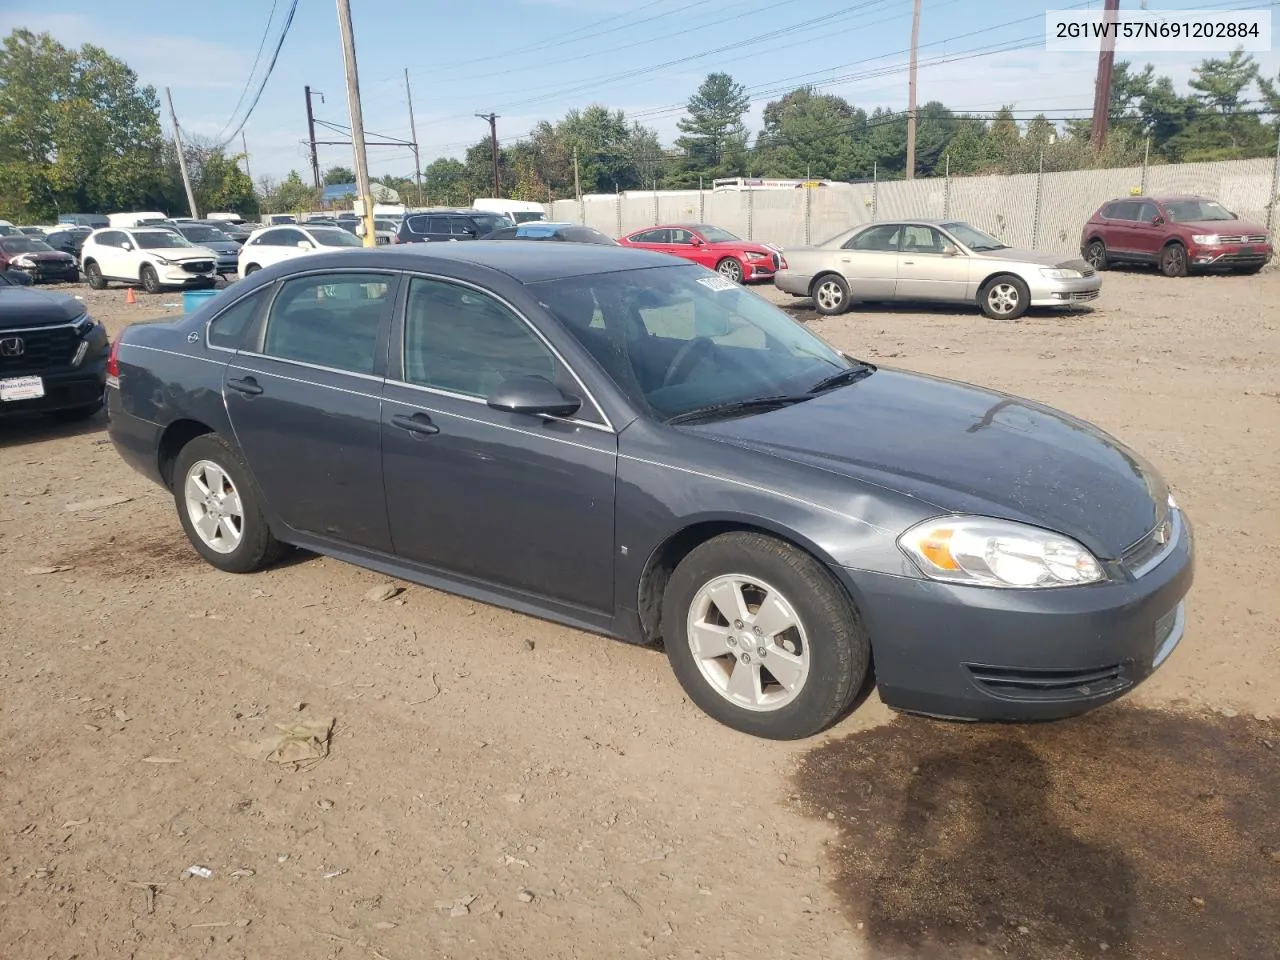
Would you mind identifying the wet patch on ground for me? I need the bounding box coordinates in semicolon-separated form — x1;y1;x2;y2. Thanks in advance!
56;529;203;579
795;707;1279;960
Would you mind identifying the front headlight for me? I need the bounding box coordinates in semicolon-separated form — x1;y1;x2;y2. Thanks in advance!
12;255;34;267
1191;234;1220;245
1040;267;1083;279
898;516;1105;588
152;255;171;266
744;251;767;261
72;313;95;336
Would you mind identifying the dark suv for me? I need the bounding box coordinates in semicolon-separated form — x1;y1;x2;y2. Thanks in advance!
1081;195;1273;277
0;285;108;420
394;209;512;245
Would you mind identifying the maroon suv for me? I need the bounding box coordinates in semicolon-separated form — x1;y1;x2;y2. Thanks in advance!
1081;195;1272;277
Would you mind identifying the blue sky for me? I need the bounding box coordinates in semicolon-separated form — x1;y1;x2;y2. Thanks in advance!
1;0;1275;184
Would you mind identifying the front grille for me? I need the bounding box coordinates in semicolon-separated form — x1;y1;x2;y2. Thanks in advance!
1061;290;1099;302
1123;509;1180;578
0;325;79;375
967;662;1131;701
182;261;213;274
1081;267;1096;277
1216;235;1267;244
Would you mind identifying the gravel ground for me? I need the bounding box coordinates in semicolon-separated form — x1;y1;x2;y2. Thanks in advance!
1;268;1277;960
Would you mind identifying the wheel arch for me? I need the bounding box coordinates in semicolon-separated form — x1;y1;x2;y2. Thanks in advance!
976;269;1024;294
157;418;217;490
807;270;847;298
635;516;858;646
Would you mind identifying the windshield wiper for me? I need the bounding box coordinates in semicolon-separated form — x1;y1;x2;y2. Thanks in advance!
807;363;875;394
666;395;812;425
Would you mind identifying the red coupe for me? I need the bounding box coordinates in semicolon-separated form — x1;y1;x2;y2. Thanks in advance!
617;223;785;283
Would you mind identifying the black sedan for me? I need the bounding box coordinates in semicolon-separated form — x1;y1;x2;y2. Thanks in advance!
105;244;1192;739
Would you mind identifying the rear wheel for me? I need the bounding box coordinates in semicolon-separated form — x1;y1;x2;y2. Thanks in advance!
1160;242;1188;278
1084;239;1108;270
717;257;744;284
243;263;261;276
980;274;1029;320
84;261;107;290
140;264;161;294
662;532;870;739
173;434;284;574
812;274;852;316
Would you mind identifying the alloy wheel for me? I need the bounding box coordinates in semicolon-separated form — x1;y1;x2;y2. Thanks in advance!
815;279;845;312
986;282;1020;317
685;574;810;712
718;259;743;283
184;459;245;554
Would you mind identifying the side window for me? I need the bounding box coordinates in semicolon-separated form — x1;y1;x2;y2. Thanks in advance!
845;224;901;251
899;225;946;254
452;218;477;236
1102;202;1123;219
250;230;278;246
669;228;694;244
403;278;557;398
275;228;307;245
208;290;267;350
1135;201;1159;222
631;229;665;243
262;273;394;374
1112;202;1138;222
426;217;450;234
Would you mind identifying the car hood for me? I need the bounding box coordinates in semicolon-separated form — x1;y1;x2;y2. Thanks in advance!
973;247;1091;270
147;247;216;260
1175;218;1268;235
0;286;85;328
10;250;75;262
195;241;241;253
689;369;1166;558
708;241;778;256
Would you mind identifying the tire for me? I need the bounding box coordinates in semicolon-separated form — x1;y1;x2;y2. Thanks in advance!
244;264;261;276
49;399;103;423
172;434;285;574
1084;239;1108;270
84;261;107;290
140;264;162;295
811;273;852;316
717;258;744;284
1160;242;1188;278
980;274;1030;320
662;532;870;740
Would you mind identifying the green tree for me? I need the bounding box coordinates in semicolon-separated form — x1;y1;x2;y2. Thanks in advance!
752;87;866;180
423;157;469;206
0;28;164;221
261;171;318;215
866;107;908;177
672;72;750;186
913;102;959;176
323;165;356;185
942;117;989;174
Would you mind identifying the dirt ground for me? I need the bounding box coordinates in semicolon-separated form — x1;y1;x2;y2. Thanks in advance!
2;268;1278;960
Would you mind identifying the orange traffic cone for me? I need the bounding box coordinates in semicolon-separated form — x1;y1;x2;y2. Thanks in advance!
125;287;137;305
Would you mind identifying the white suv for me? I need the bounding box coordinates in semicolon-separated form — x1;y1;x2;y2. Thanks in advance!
81;228;217;294
237;224;363;279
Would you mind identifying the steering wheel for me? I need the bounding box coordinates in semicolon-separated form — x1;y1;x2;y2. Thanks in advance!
663;336;716;387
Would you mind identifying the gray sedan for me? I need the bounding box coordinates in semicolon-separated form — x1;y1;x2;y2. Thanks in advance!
776;219;1101;319
106;243;1190;739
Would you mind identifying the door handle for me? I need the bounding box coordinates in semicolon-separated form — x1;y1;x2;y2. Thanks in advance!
226;376;263;396
839;257;851;263
392;412;440;437
902;260;914;265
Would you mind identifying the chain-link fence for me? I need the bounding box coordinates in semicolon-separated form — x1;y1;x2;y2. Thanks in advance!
549;146;1280;255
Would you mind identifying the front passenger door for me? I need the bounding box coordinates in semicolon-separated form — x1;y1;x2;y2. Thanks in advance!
895;225;970;301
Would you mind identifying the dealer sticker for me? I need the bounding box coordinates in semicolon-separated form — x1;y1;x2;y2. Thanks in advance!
0;375;45;402
696;275;738;292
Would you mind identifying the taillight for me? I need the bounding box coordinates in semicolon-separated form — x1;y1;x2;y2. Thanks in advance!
106;338;121;379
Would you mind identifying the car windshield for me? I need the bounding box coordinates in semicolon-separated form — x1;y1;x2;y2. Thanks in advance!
942;222;1009;251
134;230;190;249
697;226;740;243
180;226;230;242
1163;199;1235;222
310;228;362;247
533;265;858;421
0;237;53;253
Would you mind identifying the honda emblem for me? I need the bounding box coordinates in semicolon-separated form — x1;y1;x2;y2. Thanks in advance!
0;336;24;357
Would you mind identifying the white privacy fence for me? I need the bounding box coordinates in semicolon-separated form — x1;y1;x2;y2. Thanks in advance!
549;154;1280;255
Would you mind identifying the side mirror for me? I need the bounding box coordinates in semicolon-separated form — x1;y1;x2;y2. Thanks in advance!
486;376;582;418
689;237;703;246
297;240;313;250
1152;216;1165;226
942;244;960;257
121;242;133;251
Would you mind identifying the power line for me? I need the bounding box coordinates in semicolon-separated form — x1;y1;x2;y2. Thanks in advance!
212;0;279;143
215;0;300;151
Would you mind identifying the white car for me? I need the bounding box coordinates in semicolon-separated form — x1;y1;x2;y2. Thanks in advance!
237;223;363;279
81;227;218;294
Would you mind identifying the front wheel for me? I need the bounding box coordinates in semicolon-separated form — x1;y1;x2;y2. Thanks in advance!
173;434;284;574
1160;242;1188;278
84;261;107;290
717;258;744;284
243;264;261;277
140;264;162;294
662;532;870;739
812;274;852;316
980;274;1030;320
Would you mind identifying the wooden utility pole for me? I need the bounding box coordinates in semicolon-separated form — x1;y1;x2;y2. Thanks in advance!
905;0;922;180
241;130;252;183
404;68;423;207
477;113;500;198
305;86;323;190
336;0;377;246
1091;0;1122;149
165;87;199;218
573;146;582;201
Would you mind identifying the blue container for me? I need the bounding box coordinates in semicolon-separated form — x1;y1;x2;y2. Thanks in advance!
183;288;220;313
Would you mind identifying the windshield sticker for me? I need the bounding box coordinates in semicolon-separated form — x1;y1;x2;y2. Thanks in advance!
697;275;738;292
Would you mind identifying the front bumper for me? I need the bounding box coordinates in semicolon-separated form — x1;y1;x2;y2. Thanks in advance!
12;261;79;283
774;270;813;296
0;358;106;417
1188;242;1272;268
213;255;240;274
1028;274;1103;307
158;264;216;287
834;511;1194;721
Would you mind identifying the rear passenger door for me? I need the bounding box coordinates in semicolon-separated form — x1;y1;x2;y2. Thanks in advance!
223;271;400;552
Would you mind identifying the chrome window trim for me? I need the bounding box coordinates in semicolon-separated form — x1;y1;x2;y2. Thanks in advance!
386;378;614;435
396;271;615;433
236;350;385;383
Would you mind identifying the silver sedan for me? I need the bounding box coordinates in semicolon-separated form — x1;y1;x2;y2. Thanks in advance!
775;219;1102;320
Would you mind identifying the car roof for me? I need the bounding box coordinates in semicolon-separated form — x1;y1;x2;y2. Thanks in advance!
244;241;682;283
